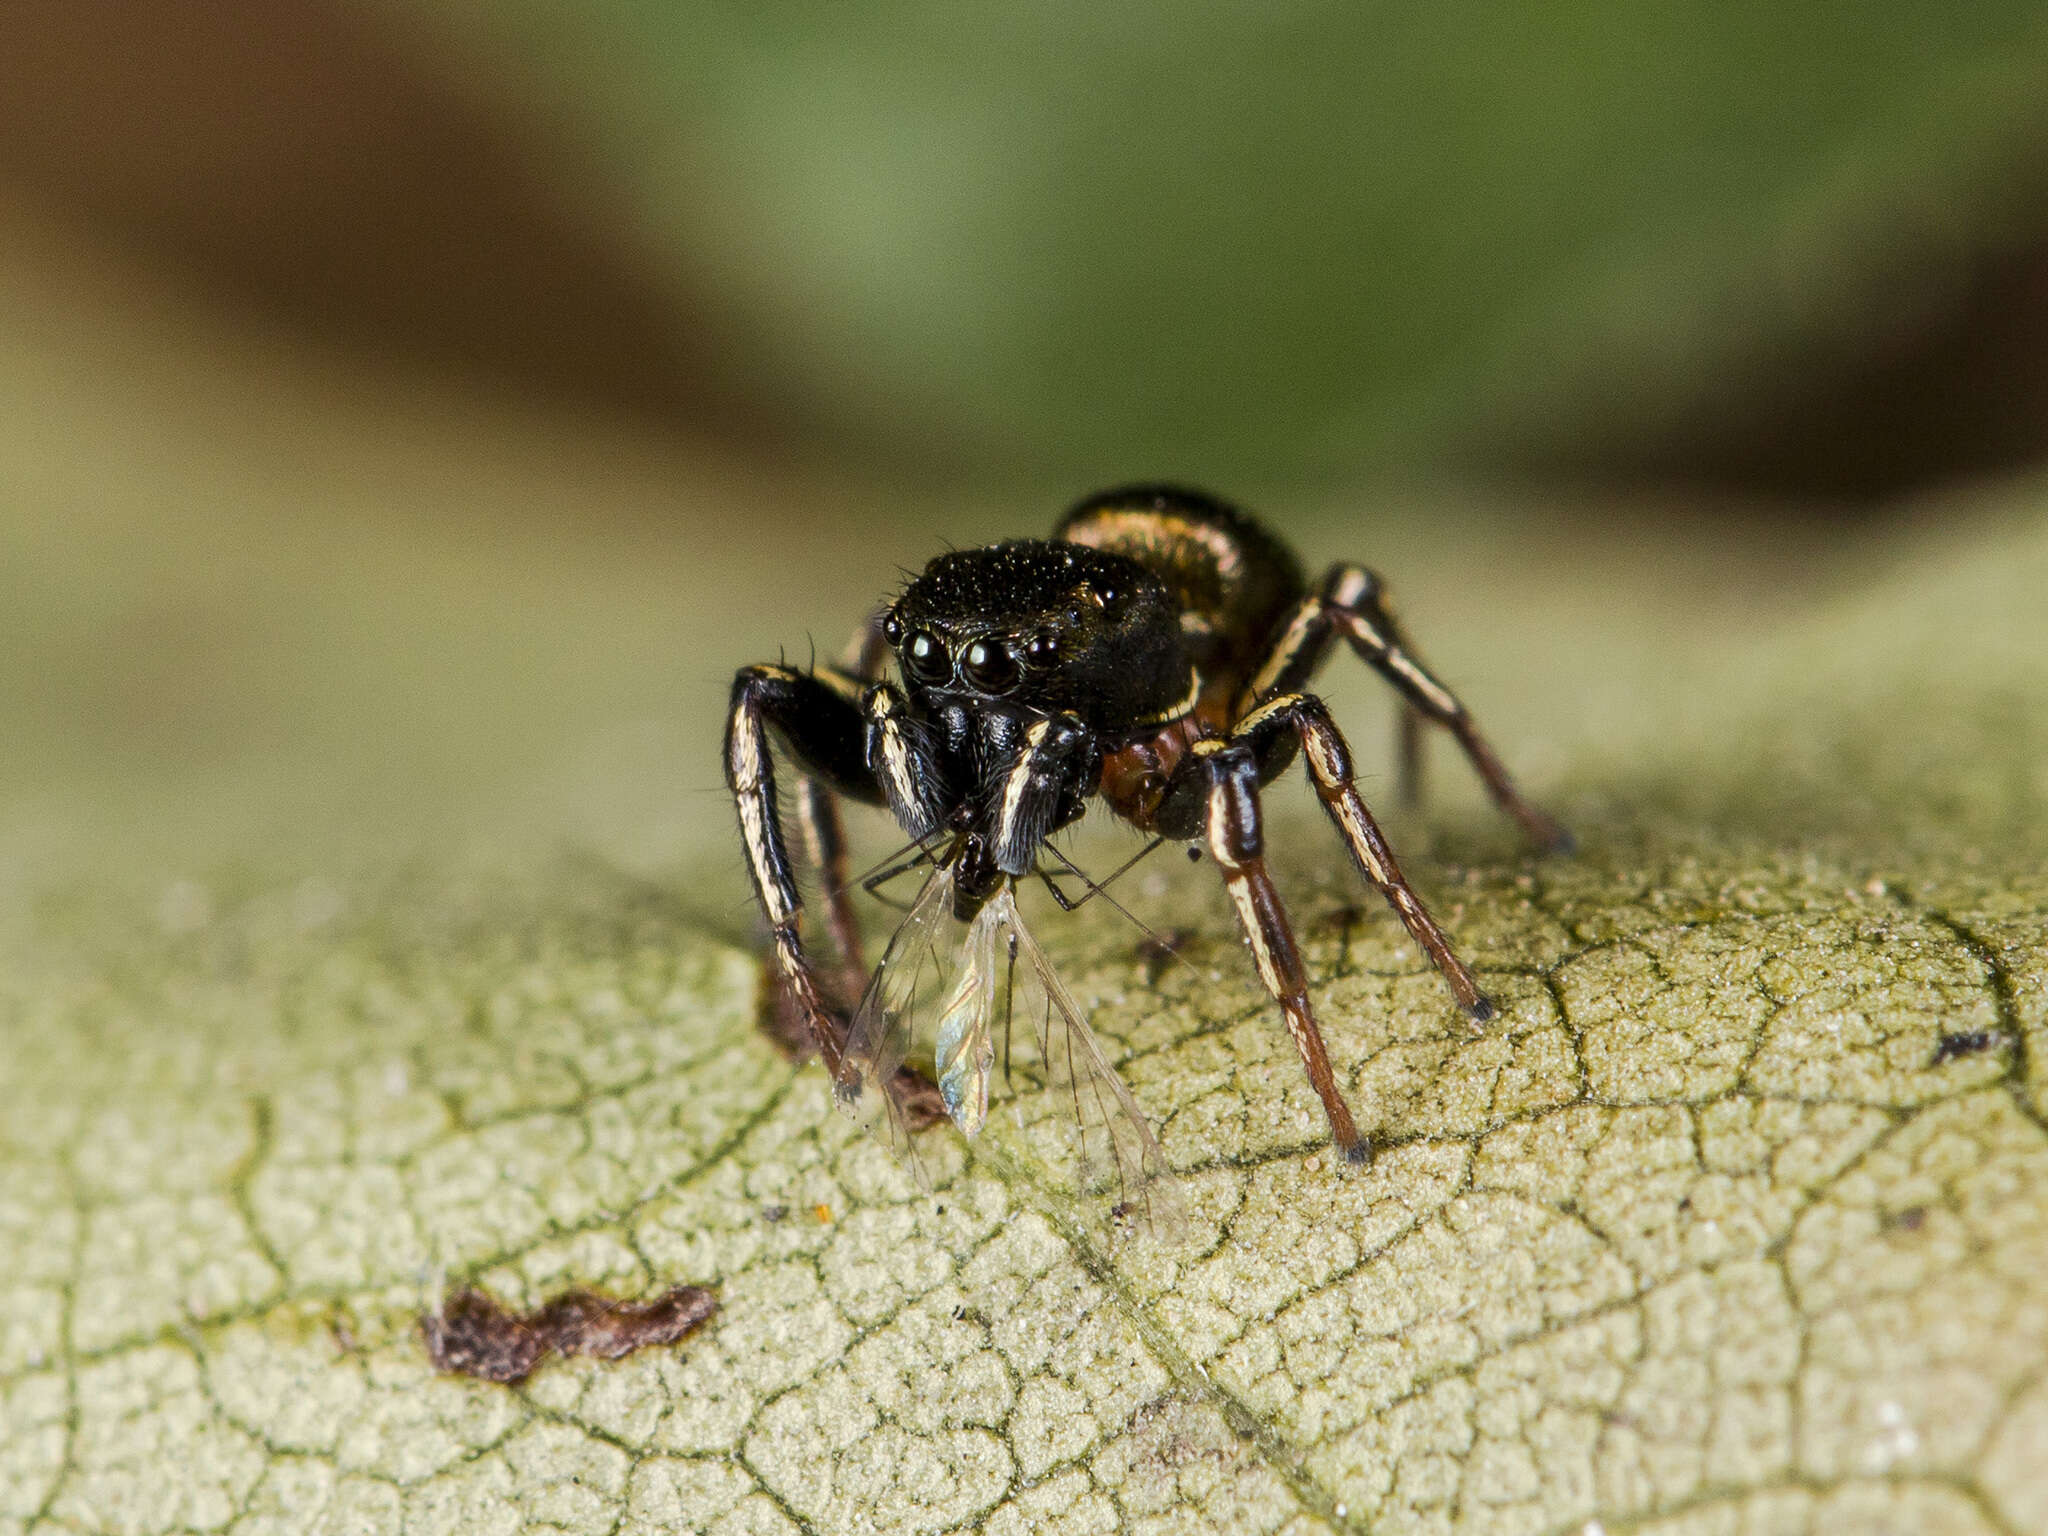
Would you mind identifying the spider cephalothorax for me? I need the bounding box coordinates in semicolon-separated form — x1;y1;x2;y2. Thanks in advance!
886;541;1188;723
726;485;1569;1166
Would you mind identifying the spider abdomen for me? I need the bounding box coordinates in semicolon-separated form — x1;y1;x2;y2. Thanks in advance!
1055;483;1307;685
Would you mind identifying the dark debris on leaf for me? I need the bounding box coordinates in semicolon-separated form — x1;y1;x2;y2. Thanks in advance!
1930;1029;2012;1066
422;1283;718;1385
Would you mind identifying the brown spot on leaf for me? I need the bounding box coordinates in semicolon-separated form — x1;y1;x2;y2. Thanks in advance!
422;1283;717;1385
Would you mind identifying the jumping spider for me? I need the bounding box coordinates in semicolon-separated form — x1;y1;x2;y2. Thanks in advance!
727;485;1568;1166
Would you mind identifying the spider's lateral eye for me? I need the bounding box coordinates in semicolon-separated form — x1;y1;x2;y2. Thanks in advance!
961;639;1020;694
1024;631;1060;665
880;611;903;646
903;629;952;685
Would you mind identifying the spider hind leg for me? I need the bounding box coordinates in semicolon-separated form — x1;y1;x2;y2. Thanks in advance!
1242;563;1571;853
1232;691;1493;1023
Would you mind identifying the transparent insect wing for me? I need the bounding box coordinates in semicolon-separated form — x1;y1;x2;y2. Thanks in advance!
933;900;1002;1134
992;889;1179;1224
838;864;956;1156
837;868;1177;1227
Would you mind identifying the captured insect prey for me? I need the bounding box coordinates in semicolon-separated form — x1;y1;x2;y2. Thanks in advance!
725;484;1569;1172
832;858;1170;1206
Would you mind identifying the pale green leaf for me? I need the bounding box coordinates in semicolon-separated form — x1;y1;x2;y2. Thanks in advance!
2;241;2046;1534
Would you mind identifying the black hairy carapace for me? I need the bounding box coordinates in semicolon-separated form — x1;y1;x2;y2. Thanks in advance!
726;485;1569;1162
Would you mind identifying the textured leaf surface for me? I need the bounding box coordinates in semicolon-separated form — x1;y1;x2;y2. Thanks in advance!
8;532;2048;1536
3;251;2047;1533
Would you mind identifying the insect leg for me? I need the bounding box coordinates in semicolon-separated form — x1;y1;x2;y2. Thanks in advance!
726;664;882;1079
1163;738;1367;1161
1240;565;1570;852
1232;691;1493;1021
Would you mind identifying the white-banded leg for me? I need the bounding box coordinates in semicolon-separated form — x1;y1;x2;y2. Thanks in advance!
1241;564;1571;852
730;663;948;1125
1233;690;1493;1021
1171;737;1367;1161
725;663;883;1080
986;713;1094;878
860;682;948;851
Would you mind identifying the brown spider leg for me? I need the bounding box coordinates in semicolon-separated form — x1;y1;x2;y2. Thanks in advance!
1231;692;1493;1023
1179;737;1367;1162
1396;701;1426;811
794;777;871;1005
795;618;896;1001
1240;565;1571;853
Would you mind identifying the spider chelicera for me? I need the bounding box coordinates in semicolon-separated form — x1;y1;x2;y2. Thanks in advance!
726;485;1569;1165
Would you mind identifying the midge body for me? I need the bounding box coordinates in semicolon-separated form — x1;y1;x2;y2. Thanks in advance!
725;486;1568;1163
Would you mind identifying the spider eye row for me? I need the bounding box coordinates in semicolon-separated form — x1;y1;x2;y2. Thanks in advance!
890;621;1056;694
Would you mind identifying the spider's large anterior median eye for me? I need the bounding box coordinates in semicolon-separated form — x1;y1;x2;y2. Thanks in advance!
961;639;1020;694
902;629;952;685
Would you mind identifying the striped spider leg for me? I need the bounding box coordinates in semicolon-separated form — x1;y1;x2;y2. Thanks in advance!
1153;689;1493;1163
725;621;945;1120
1243;563;1572;853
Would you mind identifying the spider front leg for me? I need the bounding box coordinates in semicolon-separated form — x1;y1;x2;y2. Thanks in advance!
1230;691;1493;1022
725;663;883;1079
1156;737;1367;1161
1243;564;1572;853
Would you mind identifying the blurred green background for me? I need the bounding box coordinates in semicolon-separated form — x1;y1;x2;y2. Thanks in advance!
11;1;2048;495
5;0;2048;887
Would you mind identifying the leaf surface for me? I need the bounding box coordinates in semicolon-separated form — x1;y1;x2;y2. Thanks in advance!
1;251;2045;1533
